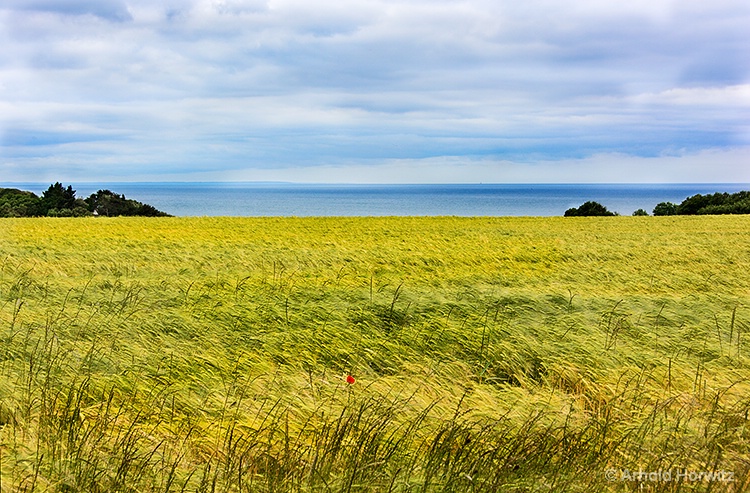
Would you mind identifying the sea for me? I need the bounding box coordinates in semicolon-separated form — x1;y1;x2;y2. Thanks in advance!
7;183;749;217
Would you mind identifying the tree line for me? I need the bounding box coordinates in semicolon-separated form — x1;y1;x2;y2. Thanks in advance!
565;190;750;217
0;183;170;217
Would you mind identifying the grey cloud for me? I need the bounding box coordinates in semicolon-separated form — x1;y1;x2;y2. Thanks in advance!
680;53;749;86
3;0;133;21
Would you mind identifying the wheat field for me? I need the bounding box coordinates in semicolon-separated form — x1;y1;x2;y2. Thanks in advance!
1;216;749;492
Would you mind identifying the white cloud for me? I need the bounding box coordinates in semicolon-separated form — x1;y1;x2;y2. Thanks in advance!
630;85;750;107
1;0;749;182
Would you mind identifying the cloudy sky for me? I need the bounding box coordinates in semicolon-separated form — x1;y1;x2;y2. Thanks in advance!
1;0;748;183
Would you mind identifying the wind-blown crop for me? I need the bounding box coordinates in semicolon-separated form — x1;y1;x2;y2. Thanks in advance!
1;216;749;491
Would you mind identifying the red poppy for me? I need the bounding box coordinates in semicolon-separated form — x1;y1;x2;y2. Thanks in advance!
346;374;356;385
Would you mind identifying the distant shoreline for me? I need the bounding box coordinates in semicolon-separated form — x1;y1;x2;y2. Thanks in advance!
6;182;748;217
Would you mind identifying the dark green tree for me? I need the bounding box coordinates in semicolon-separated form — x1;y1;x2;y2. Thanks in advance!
1;184;168;217
39;182;77;215
85;190;169;217
632;209;649;216
676;193;728;215
697;197;750;215
676;191;750;215
85;189;131;216
564;201;616;216
0;188;42;217
652;202;677;216
135;203;170;217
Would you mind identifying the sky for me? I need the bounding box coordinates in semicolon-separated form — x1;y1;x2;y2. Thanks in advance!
1;0;749;183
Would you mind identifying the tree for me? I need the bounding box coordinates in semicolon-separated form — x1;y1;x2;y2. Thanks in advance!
564;201;616;217
39;182;77;215
632;209;649;216
676;191;750;215
0;184;168;217
697;197;750;215
675;193;727;215
85;189;170;217
85;189;131;216
0;188;41;217
652;202;677;216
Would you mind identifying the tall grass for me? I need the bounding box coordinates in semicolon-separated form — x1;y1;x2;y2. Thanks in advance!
1;216;749;491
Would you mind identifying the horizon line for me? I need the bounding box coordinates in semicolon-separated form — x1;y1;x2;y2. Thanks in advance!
5;181;750;187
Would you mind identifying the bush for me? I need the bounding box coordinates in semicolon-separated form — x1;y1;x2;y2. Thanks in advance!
564;201;617;217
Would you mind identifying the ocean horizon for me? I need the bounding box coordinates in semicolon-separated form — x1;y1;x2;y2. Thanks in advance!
5;182;749;217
